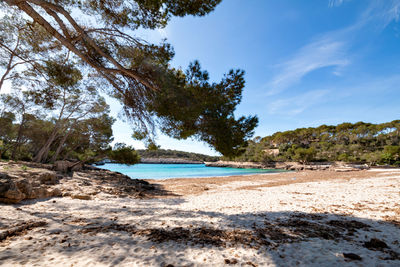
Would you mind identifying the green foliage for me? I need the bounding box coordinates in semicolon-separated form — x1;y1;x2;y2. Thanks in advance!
292;147;316;164
20;165;28;171
381;145;400;165
108;143;140;165
2;0;257;158
0;88;115;163
146;141;161;151
230;120;400;166
149;61;258;157
137;149;219;162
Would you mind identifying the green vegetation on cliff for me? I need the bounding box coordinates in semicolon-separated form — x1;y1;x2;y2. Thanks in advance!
225;120;400;166
137;149;219;162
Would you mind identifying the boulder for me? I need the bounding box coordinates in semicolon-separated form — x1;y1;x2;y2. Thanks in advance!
0;172;62;204
14;179;33;198
54;161;69;173
38;172;58;185
51;188;62;197
54;161;83;173
0;174;26;204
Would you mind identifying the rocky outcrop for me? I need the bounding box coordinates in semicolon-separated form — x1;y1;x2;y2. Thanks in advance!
205;161;263;169
140;158;203;164
54;160;83;173
0;161;158;204
0;172;62;204
205;161;369;171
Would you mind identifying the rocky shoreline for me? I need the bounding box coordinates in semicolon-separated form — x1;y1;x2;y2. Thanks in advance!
0;161;158;204
205;160;370;172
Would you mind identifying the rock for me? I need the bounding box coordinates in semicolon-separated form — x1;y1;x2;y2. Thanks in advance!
54;161;69;173
364;238;389;250
206;161;263;169
0;175;26;204
3;184;25;203
54;161;83;173
14;179;34;198
38;172;58;185
343;253;362;260
2;160;157;203
51;188;62;197
0;171;62;203
71;162;83;172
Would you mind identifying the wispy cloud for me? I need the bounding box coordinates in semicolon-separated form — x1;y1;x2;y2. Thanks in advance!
267;89;329;116
363;0;400;29
328;0;350;8
265;0;400;96
266;38;349;96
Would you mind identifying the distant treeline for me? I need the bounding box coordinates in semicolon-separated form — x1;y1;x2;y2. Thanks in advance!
137;149;219;162
225;120;400;166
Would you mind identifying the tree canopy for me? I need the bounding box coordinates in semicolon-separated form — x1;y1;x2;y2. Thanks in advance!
228;120;400;166
137;148;219;162
1;0;257;157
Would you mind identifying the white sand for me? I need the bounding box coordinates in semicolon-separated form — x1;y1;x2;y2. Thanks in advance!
0;170;399;267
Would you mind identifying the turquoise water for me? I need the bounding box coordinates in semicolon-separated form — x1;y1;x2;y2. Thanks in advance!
97;163;283;180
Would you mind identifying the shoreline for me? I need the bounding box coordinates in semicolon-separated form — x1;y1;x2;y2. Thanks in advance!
97;162;288;181
205;160;375;171
1;163;399;266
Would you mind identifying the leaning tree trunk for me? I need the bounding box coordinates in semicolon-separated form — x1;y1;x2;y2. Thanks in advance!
11;114;26;160
32;129;58;163
50;130;71;163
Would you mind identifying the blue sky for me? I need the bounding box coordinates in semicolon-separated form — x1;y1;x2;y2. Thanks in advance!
110;0;400;155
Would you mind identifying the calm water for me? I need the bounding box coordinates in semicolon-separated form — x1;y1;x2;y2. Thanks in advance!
97;163;284;180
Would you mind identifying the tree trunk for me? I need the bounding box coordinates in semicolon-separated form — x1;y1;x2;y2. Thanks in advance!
32;129;58;163
0;38;16;91
50;130;71;163
11;114;26;160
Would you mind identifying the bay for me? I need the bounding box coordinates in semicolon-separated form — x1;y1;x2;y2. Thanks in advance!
97;163;284;180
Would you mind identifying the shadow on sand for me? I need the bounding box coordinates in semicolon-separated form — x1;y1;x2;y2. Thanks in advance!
0;193;399;266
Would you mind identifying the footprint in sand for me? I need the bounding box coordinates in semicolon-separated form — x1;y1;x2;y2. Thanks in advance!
133;247;141;253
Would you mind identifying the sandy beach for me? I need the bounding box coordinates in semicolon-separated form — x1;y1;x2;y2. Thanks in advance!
1;168;399;266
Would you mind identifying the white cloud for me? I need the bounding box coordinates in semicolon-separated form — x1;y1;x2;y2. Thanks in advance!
364;0;400;30
267;89;329;116
269;73;400;117
265;0;400;96
266;38;349;96
328;0;350;8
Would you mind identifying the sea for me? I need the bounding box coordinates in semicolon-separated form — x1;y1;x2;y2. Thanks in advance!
97;163;284;180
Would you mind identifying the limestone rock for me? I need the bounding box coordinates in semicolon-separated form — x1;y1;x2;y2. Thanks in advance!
0;174;26;204
1;161;157;204
54;161;83;173
38;172;58;185
54;161;69;173
0;171;62;203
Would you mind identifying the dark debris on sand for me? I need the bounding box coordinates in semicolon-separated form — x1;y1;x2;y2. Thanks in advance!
74;213;399;261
